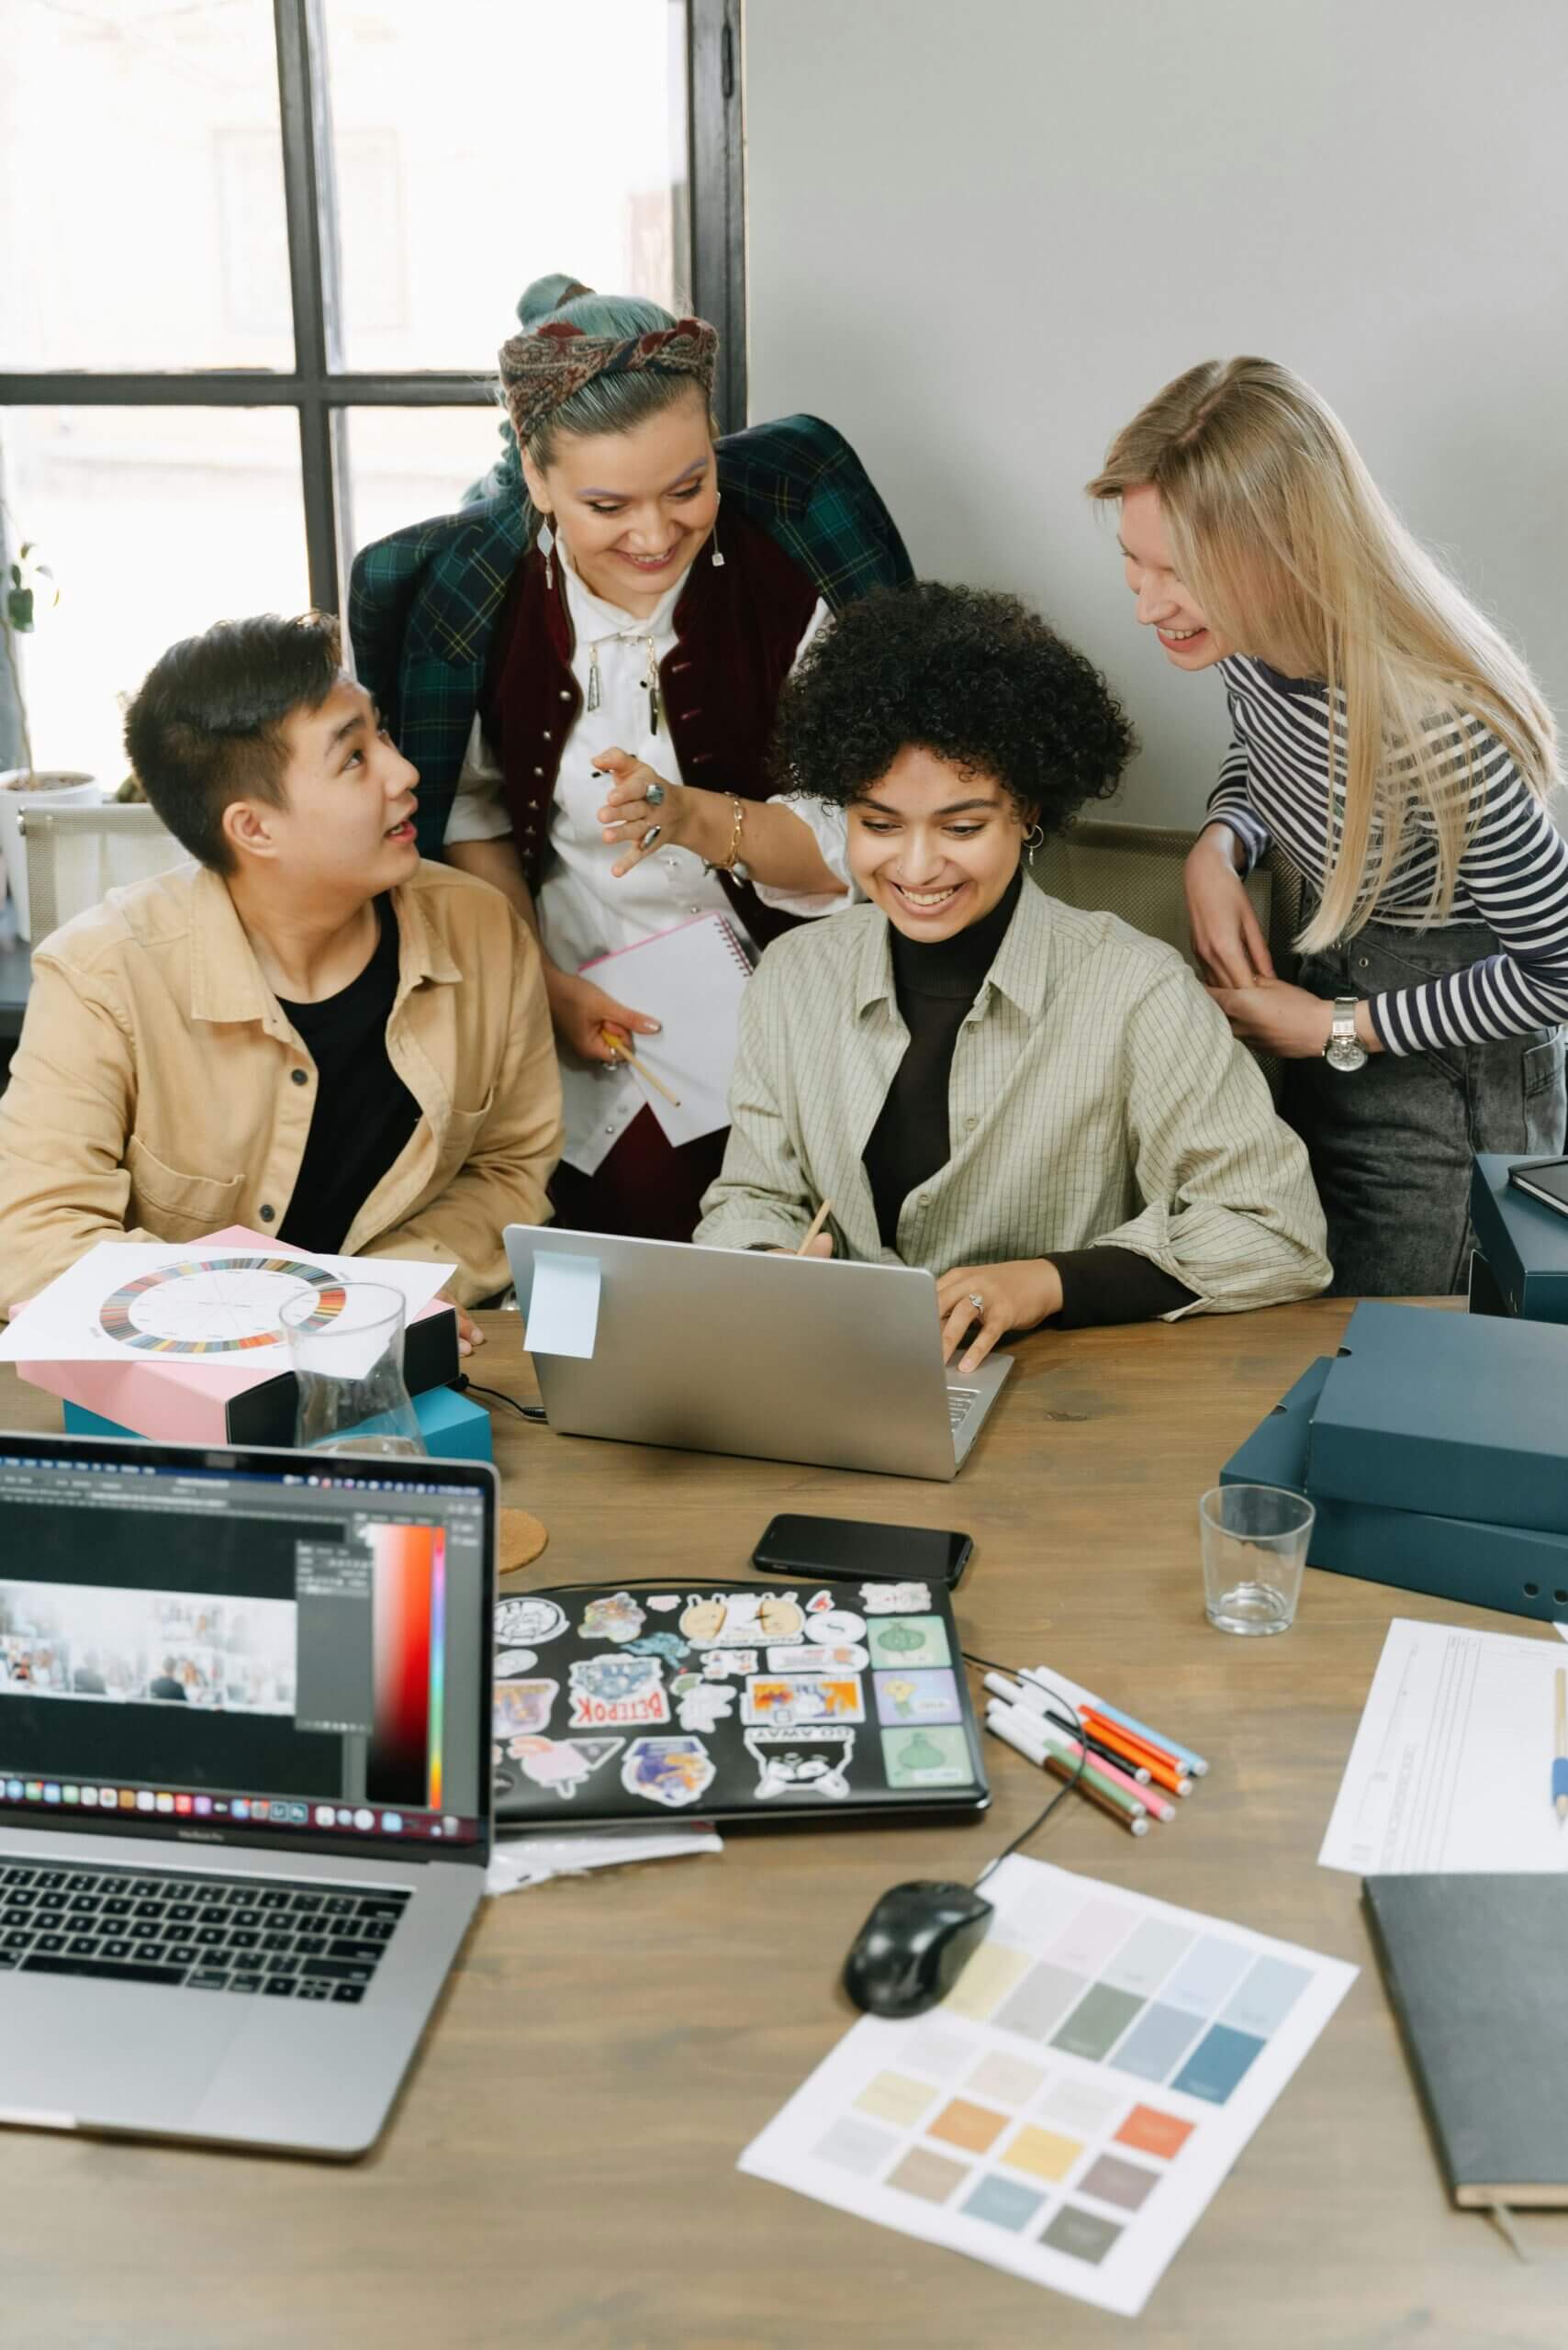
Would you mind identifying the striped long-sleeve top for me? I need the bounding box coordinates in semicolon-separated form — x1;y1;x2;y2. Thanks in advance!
1205;654;1568;1056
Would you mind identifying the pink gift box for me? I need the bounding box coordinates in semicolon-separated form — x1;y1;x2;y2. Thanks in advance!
18;1225;459;1445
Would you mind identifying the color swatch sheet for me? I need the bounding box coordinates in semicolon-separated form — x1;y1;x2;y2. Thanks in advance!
1319;1616;1568;1875
740;1857;1356;2316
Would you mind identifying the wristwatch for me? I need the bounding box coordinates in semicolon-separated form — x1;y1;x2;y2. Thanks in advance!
1323;995;1368;1072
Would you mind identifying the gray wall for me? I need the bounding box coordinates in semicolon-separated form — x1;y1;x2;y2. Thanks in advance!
744;0;1568;824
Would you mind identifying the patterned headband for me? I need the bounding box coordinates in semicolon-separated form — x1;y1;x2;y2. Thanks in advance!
498;317;720;452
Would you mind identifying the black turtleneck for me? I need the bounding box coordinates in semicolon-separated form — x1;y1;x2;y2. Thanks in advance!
861;872;1194;1329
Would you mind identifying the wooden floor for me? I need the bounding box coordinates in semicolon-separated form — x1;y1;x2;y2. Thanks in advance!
2;1296;1562;2348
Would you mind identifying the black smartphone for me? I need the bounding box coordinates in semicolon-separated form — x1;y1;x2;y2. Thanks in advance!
1507;1157;1568;1218
752;1512;974;1590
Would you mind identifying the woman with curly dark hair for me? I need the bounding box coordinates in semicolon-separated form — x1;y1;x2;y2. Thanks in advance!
696;582;1329;1366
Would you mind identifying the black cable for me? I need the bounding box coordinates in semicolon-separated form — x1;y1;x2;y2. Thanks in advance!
456;1375;547;1423
961;1647;1089;1888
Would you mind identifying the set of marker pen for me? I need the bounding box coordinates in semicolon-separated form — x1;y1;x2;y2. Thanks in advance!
980;1663;1210;1840
983;1680;1151;1837
1017;1665;1206;1794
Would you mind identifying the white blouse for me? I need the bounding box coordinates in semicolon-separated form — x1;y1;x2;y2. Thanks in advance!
444;544;852;1174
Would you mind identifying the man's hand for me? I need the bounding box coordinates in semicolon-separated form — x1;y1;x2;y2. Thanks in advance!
543;964;662;1065
1204;978;1379;1058
935;1259;1064;1372
435;1294;483;1356
1184;826;1274;988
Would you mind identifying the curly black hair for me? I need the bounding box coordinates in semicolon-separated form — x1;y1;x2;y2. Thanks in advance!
770;580;1136;830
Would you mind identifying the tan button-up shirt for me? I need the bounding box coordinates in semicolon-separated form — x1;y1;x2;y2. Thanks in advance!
0;858;562;1309
697;880;1331;1313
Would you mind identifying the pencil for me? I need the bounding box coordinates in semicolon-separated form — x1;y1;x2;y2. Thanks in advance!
796;1198;834;1255
1554;1667;1568;1822
599;1025;682;1109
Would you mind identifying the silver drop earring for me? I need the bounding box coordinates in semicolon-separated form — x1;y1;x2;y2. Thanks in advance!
711;488;725;568
537;516;555;592
1025;822;1045;868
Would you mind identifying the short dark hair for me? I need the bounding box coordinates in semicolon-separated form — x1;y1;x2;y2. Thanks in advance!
123;613;342;873
770;581;1136;830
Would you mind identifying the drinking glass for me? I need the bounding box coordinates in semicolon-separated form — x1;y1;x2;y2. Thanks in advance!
280;1279;427;1458
1198;1483;1315;1636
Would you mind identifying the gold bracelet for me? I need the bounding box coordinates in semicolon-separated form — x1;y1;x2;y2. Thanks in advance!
713;793;745;874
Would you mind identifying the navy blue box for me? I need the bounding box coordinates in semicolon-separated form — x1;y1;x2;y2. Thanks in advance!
1470;1153;1568;1323
1222;1356;1568;1623
1305;1301;1568;1536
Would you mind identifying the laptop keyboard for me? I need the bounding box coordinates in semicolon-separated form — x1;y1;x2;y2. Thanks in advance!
0;1863;409;2004
947;1384;980;1432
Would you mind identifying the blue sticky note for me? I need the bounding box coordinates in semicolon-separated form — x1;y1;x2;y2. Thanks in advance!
525;1254;601;1359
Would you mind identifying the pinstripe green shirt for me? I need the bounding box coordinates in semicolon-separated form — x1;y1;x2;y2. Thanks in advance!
696;879;1331;1314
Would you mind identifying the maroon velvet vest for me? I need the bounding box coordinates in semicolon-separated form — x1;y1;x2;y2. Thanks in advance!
480;509;821;946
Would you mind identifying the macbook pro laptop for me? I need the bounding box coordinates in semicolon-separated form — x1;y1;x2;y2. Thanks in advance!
0;1432;495;2158
502;1228;1013;1480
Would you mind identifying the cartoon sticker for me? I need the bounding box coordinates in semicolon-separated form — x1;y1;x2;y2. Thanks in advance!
568;1653;670;1729
804;1608;867;1646
508;1735;623;1800
645;1595;681;1614
626;1630;689;1664
867;1615;952;1671
496;1595;568;1645
678;1593;804;1647
700;1649;757;1680
494;1647;540;1677
872;1667;963;1725
766;1641;868;1674
622;1736;716;1810
880;1726;975;1789
677;1682;736;1734
492;1679;558;1738
741;1673;865;1727
859;1582;932;1615
745;1727;855;1802
580;1591;646;1644
805;1591;834;1614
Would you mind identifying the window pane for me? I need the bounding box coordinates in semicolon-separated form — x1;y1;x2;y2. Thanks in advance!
321;0;689;372
342;408;512;566
0;1;293;372
2;409;309;793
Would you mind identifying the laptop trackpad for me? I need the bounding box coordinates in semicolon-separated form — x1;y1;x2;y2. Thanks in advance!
0;1976;243;2128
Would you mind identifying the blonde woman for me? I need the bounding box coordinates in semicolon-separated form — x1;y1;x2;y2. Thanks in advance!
1089;359;1567;1294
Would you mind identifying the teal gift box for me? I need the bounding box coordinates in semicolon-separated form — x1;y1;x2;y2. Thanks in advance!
1221;1352;1568;1623
1470;1153;1568;1323
62;1381;493;1464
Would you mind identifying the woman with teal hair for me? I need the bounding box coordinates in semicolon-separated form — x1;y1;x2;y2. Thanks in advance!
351;274;910;1243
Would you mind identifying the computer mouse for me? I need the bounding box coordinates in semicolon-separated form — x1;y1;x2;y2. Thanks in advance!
841;1879;995;2020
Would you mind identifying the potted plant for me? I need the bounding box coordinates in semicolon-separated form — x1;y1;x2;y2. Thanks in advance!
0;531;101;941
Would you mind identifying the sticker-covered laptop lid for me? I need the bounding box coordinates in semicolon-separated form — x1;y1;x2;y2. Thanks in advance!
491;1577;990;1827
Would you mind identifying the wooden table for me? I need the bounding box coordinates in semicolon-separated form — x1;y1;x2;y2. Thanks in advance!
3;1301;1561;2348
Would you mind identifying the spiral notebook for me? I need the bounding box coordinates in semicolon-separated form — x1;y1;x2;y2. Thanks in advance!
578;912;754;1148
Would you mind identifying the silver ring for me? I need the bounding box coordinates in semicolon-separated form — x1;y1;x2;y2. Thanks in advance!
640;825;662;848
644;780;666;808
968;1292;985;1315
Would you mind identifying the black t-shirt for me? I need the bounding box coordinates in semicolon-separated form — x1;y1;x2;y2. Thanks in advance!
276;897;421;1257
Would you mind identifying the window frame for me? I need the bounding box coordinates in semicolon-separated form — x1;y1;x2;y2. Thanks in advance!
0;0;745;617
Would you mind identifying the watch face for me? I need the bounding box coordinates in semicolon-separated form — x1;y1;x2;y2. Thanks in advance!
1326;1036;1369;1072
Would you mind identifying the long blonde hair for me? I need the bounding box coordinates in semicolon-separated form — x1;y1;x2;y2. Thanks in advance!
1087;359;1558;948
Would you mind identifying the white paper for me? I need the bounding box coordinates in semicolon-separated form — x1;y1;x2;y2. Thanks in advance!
487;1822;722;1897
739;1855;1355;2318
1319;1616;1568;1875
0;1237;452;1367
523;1253;601;1359
576;912;751;1149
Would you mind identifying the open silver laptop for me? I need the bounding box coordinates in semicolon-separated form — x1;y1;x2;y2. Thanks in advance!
503;1227;1013;1480
0;1432;495;2158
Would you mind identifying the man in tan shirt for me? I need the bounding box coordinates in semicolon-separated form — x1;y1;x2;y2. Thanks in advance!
0;613;561;1315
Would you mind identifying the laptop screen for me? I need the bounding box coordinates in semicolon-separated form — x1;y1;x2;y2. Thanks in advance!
0;1442;490;1855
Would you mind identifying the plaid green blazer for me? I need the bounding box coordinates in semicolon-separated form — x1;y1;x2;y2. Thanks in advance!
349;413;913;856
